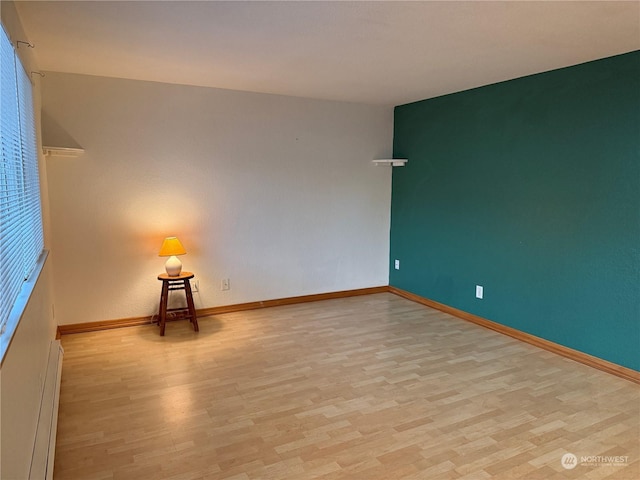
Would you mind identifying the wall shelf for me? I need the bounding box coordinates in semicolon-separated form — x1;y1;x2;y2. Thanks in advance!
42;146;85;158
372;159;408;167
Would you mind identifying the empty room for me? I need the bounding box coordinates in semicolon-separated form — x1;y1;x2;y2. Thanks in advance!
1;1;638;479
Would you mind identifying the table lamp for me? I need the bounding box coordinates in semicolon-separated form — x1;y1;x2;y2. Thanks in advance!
159;236;187;276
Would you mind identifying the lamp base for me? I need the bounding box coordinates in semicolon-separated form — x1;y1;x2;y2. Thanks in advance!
165;255;183;276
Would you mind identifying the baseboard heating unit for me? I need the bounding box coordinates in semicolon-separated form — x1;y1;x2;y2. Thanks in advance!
29;340;64;480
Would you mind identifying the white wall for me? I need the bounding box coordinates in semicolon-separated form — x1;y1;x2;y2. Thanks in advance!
42;73;393;325
1;2;57;478
1;261;56;480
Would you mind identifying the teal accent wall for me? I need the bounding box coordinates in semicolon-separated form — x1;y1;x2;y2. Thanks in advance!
390;51;640;371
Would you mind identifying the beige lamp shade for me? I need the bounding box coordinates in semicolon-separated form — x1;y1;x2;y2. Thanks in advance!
158;237;186;257
159;237;186;276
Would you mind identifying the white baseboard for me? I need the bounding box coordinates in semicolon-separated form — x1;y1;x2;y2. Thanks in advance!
29;340;64;480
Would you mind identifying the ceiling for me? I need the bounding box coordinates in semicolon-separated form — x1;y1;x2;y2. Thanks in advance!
14;1;640;106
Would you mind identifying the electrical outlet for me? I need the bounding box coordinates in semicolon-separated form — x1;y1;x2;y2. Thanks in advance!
475;285;484;299
221;278;230;291
394;259;400;270
192;280;199;293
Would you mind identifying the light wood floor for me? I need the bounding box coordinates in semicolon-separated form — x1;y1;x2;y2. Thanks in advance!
54;293;639;479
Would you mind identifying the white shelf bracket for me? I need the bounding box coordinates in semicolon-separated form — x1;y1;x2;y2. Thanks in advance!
42;146;85;158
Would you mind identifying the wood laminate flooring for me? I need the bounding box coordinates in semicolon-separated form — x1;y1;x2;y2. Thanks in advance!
54;293;639;479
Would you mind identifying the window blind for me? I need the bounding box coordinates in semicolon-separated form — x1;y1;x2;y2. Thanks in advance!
0;25;44;336
17;49;44;279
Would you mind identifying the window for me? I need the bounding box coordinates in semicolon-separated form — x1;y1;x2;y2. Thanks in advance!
0;25;45;351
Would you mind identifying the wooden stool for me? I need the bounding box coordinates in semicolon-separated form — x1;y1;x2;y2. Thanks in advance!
157;272;198;336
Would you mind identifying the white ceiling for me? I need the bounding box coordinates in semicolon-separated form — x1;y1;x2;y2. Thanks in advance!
14;1;640;106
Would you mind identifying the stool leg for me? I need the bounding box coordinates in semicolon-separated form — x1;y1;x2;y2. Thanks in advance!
184;279;198;332
159;281;169;336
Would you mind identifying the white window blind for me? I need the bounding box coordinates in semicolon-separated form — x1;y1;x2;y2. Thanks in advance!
0;25;44;336
17;42;44;278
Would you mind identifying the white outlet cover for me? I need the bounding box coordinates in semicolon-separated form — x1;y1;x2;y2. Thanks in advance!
394;260;400;270
476;285;484;299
